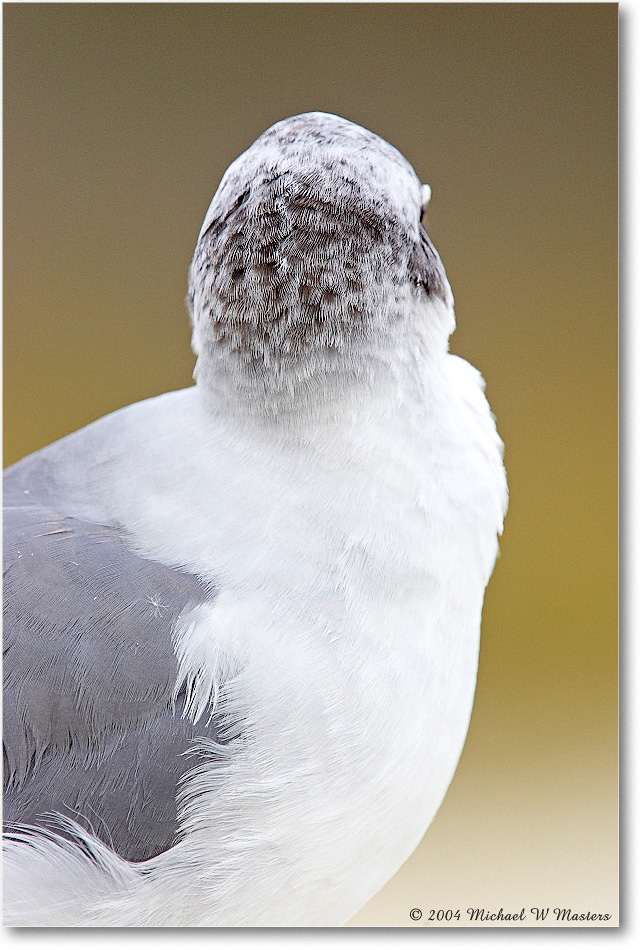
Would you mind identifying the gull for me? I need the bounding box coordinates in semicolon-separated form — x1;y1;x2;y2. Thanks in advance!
3;112;508;926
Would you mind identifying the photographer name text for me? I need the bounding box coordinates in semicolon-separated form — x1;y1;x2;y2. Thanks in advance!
409;906;613;924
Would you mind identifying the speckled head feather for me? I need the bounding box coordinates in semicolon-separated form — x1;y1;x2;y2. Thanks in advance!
188;112;453;415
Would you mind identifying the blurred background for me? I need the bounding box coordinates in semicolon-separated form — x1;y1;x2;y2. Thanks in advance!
3;3;617;927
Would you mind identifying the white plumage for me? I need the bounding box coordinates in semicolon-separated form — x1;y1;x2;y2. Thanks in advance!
3;112;507;926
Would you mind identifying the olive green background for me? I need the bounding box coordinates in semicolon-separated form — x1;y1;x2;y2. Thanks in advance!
3;3;618;927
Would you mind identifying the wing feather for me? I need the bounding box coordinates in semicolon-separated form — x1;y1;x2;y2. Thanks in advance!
3;463;224;862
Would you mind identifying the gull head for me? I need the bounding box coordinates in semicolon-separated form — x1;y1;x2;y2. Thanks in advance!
188;112;454;417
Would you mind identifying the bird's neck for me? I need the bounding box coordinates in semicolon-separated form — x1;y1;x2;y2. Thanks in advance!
192;292;455;426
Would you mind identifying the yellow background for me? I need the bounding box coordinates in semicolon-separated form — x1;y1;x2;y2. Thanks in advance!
3;3;617;927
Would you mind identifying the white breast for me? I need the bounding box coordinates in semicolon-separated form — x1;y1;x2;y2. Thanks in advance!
26;347;506;926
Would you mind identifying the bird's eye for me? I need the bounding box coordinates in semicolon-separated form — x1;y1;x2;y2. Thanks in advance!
420;183;432;223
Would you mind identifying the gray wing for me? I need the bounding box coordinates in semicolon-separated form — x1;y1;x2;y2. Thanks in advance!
3;459;227;863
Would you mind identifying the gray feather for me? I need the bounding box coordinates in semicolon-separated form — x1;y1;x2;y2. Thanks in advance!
3;457;228;862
